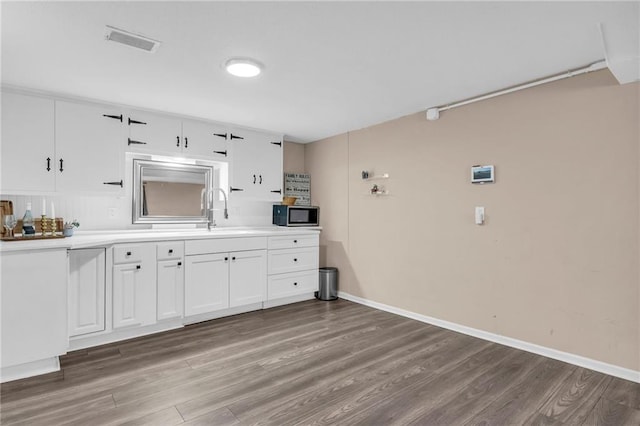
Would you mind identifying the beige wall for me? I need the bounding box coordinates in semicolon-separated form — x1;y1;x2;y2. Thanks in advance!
283;141;306;173
305;69;640;371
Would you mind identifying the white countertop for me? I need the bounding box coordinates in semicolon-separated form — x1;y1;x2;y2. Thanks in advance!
0;226;321;253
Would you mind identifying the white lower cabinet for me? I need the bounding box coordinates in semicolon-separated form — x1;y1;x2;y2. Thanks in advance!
184;253;229;316
68;248;106;337
267;234;319;301
112;244;156;329
156;242;185;321
157;259;184;321
184;249;267;315
267;269;318;300
229;250;267;307
1;250;68;372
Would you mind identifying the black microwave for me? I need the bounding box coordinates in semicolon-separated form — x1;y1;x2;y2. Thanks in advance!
273;205;319;227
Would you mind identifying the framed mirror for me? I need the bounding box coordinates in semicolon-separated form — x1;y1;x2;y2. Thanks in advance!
132;159;212;224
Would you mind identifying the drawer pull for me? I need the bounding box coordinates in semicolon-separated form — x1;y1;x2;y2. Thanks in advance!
126;251;132;256
224;257;228;261
177;262;182;266
136;265;141;270
293;282;298;286
168;249;173;254
293;239;298;243
293;258;298;262
232;256;236;261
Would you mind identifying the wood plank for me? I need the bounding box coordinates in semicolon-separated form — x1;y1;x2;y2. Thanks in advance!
601;377;640;410
464;359;577;425
533;367;612;424
582;398;640;426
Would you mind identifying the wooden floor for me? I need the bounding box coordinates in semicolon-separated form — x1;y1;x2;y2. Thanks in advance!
1;299;639;425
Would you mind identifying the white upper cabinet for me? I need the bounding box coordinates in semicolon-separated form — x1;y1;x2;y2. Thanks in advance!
1;92;55;193
230;129;283;201
55;100;124;193
181;119;230;160
126;110;183;155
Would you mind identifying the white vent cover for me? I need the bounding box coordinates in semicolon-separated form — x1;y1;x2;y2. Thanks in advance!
105;26;161;53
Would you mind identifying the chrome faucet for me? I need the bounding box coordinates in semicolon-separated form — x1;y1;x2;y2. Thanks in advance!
208;187;228;230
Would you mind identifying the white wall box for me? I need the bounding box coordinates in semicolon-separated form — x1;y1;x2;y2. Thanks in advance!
156;242;185;321
126;109;183;155
126;111;233;161
68;248;106;337
230;129;283;201
1;92;124;194
181;119;231;160
55;100;124;193
112;243;157;329
1;92;56;193
1;249;68;381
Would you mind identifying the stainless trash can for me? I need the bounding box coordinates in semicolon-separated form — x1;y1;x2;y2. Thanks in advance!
317;267;338;301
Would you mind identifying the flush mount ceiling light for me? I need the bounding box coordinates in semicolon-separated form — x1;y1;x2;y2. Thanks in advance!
225;58;263;77
104;25;161;53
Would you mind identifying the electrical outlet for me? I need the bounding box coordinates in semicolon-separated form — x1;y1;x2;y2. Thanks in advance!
108;208;117;218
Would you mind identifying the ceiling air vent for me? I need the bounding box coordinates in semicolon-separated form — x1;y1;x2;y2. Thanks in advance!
104;25;161;53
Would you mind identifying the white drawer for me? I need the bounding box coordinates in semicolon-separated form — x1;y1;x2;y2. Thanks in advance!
113;245;146;264
268;270;318;300
268;234;319;250
185;237;267;255
268;247;318;275
157;241;184;261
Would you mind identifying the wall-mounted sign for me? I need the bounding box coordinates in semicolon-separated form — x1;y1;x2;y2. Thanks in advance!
284;173;311;205
471;165;495;184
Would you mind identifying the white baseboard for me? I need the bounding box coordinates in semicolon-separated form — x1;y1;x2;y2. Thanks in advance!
1;357;60;383
338;291;640;384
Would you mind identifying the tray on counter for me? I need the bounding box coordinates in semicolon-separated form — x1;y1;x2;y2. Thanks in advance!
1;234;66;242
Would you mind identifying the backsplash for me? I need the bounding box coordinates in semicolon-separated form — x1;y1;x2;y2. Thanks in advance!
1;194;274;230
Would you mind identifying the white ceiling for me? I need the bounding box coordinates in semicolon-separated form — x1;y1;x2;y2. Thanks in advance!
1;1;638;143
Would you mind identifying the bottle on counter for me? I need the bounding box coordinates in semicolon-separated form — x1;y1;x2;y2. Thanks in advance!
22;202;35;237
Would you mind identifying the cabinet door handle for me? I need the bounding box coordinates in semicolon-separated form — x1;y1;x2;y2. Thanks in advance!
128;138;147;145
59;158;64;172
293;282;298;286
230;133;244;140
253;174;256;184
213;150;227;157
103;180;123;187
270;189;282;194
230;187;244;192
293;258;298;262
259;175;263;184
176;136;180;147
270;141;282;147
232;256;236;261
224;257;228;261
136;265;141;270
46;157;51;172
213;133;227;139
103;114;123;122
184;137;188;148
293;240;298;243
177;262;182;266
128;118;147;126
168;249;173;254
126;251;132;256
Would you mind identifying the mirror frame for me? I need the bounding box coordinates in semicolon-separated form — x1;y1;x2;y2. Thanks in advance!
132;159;212;224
